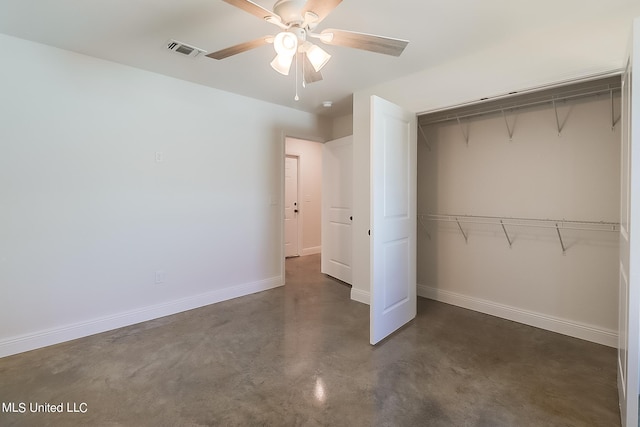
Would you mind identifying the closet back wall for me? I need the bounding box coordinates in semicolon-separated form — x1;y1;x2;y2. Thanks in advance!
417;95;621;346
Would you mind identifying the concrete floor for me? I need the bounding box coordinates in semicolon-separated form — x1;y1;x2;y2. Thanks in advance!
0;254;620;426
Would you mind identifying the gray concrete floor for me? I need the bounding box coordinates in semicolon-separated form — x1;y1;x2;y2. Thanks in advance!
0;254;620;426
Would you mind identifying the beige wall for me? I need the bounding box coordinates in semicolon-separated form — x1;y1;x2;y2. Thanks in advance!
332;114;353;140
285;137;323;256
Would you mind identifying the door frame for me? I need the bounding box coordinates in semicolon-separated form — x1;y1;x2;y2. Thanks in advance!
618;17;640;427
280;134;324;283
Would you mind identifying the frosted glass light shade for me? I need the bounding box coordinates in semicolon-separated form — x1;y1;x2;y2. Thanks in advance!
273;32;298;56
271;32;298;75
306;44;331;72
271;53;294;75
307;45;331;72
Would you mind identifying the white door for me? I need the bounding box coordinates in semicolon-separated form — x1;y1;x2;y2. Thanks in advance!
618;17;640;427
370;95;417;345
284;155;299;258
321;135;353;284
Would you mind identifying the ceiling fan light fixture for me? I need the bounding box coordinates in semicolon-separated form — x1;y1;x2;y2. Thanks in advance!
306;44;331;72
270;53;294;75
271;31;298;76
210;0;410;92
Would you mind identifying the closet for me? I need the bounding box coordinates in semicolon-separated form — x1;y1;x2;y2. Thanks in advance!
416;76;621;346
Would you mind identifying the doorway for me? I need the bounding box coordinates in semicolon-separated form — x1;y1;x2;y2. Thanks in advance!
283;137;323;261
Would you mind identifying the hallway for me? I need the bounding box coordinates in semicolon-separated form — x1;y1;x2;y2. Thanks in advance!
0;255;619;426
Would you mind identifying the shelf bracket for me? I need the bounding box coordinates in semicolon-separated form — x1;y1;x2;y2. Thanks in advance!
418;215;431;240
418;125;432;151
555;223;567;255
456;218;468;243
611;89;621;131
502;110;515;141
456;116;469;145
552;99;564;136
500;220;513;248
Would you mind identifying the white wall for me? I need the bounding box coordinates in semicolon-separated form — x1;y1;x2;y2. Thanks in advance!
418;96;620;346
285;137;323;256
0;33;330;357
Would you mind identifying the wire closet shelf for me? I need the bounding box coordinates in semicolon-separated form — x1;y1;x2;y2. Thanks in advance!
418;213;620;254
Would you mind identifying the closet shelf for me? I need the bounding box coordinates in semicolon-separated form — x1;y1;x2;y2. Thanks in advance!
419;213;619;231
418;213;620;254
418;76;621;127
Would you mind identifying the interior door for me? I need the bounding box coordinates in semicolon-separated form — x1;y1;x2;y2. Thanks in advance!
619;17;640;427
321;136;353;284
284;155;299;258
370;95;417;345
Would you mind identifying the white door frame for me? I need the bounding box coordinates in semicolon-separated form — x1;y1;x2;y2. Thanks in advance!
280;135;324;283
618;17;640;427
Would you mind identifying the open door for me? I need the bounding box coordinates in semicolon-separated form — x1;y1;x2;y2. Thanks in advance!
618;17;640;427
321;136;353;284
370;96;417;345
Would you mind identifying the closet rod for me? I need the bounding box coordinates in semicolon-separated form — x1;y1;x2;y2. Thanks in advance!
419;87;621;127
419;213;619;233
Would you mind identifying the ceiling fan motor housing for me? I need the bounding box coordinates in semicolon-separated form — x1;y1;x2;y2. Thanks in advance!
273;0;307;25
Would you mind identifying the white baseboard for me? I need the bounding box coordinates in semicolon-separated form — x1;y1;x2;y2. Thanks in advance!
301;246;321;256
351;288;370;305
417;284;617;348
0;276;283;358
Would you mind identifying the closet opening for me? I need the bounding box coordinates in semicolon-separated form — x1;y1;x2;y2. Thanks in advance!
415;75;622;347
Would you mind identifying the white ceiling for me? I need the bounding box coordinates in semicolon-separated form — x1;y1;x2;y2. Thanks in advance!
1;1;639;118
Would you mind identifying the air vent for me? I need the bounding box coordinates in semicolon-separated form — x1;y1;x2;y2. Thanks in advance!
166;39;206;58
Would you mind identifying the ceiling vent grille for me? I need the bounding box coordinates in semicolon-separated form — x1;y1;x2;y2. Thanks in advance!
166;39;206;58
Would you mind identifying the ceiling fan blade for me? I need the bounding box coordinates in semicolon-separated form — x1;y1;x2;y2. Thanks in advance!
206;36;271;60
320;29;409;57
301;0;342;24
222;0;276;21
302;53;323;84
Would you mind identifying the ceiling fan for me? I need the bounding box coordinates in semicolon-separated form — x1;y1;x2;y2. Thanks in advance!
207;0;409;88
